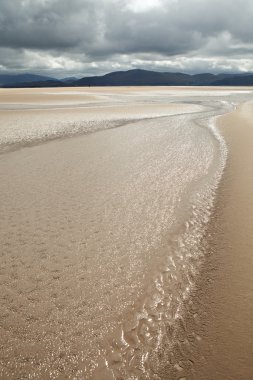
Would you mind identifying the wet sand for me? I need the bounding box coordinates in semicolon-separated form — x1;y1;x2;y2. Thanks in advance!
1;88;253;379
176;102;253;379
200;102;253;378
0;90;212;378
0;87;205;153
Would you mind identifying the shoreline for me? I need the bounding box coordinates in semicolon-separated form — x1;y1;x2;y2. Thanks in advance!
1;88;253;379
175;101;253;379
92;103;232;379
0;99;217;379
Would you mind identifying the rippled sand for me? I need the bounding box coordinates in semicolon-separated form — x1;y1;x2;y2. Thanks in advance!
0;87;253;379
177;101;253;379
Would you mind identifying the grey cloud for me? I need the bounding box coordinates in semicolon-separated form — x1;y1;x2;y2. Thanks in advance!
0;0;252;75
0;0;98;49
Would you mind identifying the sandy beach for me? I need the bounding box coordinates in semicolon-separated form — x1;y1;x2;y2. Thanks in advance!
177;101;253;379
0;87;253;379
209;102;253;378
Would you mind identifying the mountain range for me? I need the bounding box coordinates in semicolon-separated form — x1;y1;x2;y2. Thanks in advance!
1;69;253;88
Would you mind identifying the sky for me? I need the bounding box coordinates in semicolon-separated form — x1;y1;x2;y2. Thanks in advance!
0;0;253;78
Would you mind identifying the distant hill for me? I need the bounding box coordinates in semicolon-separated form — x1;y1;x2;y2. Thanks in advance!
0;73;57;86
75;69;253;87
61;77;78;83
3;79;66;88
212;74;253;86
75;69;195;86
1;69;253;88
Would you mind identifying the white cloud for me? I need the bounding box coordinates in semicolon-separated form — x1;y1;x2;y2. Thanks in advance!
126;0;162;13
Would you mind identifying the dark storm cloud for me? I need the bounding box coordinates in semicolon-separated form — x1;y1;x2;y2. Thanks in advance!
0;0;252;75
0;0;98;49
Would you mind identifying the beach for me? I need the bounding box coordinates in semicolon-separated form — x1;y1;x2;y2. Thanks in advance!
178;101;253;379
0;87;253;379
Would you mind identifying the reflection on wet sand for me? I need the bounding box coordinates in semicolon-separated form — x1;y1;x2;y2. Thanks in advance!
0;87;253;379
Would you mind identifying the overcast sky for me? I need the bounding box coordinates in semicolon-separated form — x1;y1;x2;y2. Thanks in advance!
0;0;253;77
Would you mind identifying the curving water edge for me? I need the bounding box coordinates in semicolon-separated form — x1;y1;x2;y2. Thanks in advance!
91;102;232;380
1;90;250;380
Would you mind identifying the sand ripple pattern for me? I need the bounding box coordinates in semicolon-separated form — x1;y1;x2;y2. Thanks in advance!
0;88;245;379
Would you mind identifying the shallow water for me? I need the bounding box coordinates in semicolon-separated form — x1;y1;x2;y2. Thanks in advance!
0;88;252;379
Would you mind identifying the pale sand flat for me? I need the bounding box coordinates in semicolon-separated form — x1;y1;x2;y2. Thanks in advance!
0;87;205;152
1;86;252;105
